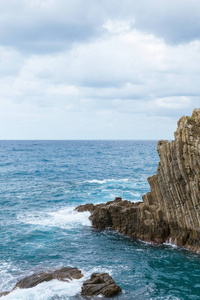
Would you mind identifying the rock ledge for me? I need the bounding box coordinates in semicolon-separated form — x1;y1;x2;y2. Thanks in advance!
76;109;200;253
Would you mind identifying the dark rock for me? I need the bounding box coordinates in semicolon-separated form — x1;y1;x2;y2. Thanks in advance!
114;197;122;202
76;109;200;253
0;291;10;297
87;197;170;244
1;268;122;298
76;203;95;212
81;273;122;297
13;267;83;289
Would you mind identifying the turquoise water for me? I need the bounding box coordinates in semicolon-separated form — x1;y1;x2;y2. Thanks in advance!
0;140;200;300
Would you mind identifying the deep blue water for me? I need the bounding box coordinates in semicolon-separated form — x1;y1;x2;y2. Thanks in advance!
0;140;200;300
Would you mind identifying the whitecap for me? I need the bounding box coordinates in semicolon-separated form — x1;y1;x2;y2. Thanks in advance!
2;267;114;300
126;191;141;197
3;278;84;300
0;261;22;292
83;178;129;184
17;207;91;230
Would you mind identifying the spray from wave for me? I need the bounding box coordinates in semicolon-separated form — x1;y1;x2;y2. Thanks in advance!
17;207;91;230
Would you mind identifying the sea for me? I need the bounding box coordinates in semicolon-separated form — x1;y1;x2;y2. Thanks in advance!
0;140;200;300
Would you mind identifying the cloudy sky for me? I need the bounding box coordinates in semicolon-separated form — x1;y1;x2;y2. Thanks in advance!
0;0;200;139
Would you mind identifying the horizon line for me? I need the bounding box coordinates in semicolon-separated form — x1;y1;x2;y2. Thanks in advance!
0;139;167;141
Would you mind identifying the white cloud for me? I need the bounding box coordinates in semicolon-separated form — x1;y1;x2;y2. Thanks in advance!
154;97;191;109
103;19;133;34
0;1;200;139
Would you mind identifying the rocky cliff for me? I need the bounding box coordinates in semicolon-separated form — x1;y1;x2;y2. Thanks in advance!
77;108;200;253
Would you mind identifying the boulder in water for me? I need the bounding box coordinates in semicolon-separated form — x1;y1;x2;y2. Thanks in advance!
81;272;122;297
13;267;83;289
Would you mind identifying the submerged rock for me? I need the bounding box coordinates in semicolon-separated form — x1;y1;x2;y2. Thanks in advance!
77;109;200;253
81;273;122;297
13;267;83;289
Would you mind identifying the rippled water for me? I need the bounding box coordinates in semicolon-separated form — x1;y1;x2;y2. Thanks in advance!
0;140;200;300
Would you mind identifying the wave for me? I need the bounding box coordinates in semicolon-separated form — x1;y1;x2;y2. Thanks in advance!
1;267;113;300
125;191;141;197
163;240;178;248
3;278;83;300
17;207;91;230
83;178;129;184
163;242;178;249
0;261;22;292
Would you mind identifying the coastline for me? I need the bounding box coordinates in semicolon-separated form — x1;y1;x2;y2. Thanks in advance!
77;109;200;254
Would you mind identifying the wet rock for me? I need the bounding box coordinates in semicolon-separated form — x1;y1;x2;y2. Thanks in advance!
87;197;170;244
76;203;95;213
77;109;200;253
13;267;83;289
0;291;10;297
81;273;122;297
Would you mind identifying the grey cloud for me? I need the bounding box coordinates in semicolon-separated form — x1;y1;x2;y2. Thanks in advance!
0;0;200;139
133;0;200;44
0;0;104;53
1;0;200;55
104;0;200;44
0;22;98;54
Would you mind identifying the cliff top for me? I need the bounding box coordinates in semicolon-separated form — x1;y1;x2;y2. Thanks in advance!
174;108;200;139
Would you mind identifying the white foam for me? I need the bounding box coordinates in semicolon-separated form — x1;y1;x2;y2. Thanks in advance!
138;239;153;245
0;263;12;291
17;207;91;229
128;192;141;197
163;237;178;248
0;261;22;292
1;267;114;300
163;242;178;248
3;278;83;300
84;178;129;184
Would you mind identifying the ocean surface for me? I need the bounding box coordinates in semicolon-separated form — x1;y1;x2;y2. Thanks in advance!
0;140;200;300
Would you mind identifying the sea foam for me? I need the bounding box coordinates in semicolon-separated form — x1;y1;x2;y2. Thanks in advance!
83;178;129;184
3;278;83;300
1;267;113;300
17;207;91;230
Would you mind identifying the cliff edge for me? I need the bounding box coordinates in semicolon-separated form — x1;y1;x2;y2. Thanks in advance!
77;108;200;252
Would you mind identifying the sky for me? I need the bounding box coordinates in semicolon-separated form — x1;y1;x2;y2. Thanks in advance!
0;0;200;140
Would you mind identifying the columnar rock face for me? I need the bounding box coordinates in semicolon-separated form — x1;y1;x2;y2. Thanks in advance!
142;108;200;251
76;109;200;252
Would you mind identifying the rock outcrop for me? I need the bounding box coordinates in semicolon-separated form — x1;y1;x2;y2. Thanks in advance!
76;203;95;213
76;109;200;252
0;291;10;297
0;267;121;298
81;273;122;297
0;267;83;297
13;267;83;290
